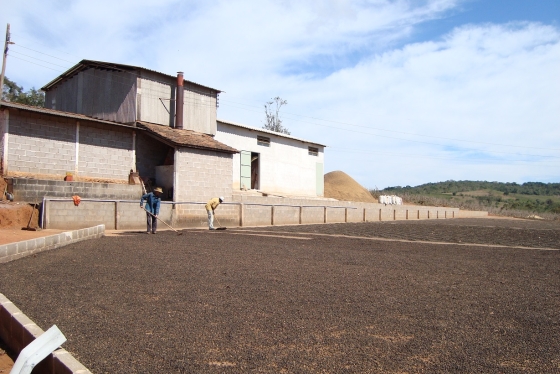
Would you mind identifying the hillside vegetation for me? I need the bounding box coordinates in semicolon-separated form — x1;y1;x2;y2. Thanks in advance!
376;181;560;220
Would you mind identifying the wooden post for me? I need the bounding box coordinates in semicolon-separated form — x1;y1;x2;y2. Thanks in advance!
271;205;275;225
363;208;366;222
324;206;327;223
299;206;302;224
345;208;348;223
393;209;396;221
417;210;420;219
406;209;409;220
379;208;382;221
114;201;119;230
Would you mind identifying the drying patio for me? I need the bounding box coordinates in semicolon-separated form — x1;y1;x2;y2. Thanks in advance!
0;218;559;373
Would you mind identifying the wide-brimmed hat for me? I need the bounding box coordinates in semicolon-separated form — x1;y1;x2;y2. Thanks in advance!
154;187;163;193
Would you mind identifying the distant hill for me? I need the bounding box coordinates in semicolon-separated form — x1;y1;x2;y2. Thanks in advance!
324;171;377;203
383;180;560;196
380;180;560;218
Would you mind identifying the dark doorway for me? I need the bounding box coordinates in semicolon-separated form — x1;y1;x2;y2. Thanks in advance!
251;152;259;190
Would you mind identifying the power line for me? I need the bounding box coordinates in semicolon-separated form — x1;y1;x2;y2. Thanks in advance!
219;100;560;160
9;50;71;69
13;44;76;63
220;98;560;152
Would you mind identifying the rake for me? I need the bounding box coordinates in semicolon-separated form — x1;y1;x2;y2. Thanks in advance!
214;215;227;230
143;207;183;235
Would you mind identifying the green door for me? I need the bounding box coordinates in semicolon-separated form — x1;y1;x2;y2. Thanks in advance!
316;162;324;196
240;151;251;190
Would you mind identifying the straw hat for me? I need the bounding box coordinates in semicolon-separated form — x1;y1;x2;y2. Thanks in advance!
154;187;163;193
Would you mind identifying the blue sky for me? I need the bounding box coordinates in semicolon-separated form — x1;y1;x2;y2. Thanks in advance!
1;0;559;189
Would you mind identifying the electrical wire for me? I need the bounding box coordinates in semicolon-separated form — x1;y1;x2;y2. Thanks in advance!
220;98;560;152
219;100;560;159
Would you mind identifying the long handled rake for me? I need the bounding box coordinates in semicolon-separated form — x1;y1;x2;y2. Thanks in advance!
214;215;227;230
143;207;182;235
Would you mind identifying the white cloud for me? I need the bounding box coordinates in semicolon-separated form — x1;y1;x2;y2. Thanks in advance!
1;0;558;188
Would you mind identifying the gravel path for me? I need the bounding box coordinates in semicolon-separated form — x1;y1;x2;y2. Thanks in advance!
0;218;559;373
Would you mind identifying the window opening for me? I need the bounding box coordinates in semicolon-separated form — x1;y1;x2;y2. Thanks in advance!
257;136;270;146
308;146;319;156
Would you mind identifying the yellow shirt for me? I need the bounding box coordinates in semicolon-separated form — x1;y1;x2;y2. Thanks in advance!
205;197;221;211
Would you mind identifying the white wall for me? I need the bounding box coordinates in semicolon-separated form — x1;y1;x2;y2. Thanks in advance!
215;121;325;197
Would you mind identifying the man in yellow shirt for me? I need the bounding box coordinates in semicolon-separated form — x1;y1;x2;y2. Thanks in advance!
205;196;224;230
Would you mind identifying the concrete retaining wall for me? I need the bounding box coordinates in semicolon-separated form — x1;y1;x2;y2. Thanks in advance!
0;293;92;373
40;194;488;230
7;177;142;203
458;209;489;218
0;225;105;264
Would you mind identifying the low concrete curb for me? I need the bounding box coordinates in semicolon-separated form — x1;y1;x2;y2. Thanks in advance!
0;293;92;373
0;224;105;264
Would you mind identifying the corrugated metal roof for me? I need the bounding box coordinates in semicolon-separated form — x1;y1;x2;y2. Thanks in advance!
0;100;136;129
41;59;222;93
217;119;327;147
137;121;238;154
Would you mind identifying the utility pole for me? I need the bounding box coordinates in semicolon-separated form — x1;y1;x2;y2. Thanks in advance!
0;23;14;101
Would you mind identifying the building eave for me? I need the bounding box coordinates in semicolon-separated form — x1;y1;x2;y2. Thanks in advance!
137;121;238;154
0;100;137;129
41;59;222;94
217;119;327;147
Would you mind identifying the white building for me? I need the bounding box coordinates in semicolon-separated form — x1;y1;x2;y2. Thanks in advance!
215;120;325;197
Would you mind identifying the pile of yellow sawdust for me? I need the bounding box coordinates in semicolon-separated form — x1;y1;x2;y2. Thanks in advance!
324;171;377;203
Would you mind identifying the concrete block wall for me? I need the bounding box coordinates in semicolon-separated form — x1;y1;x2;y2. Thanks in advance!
78;123;134;180
8;178;142;203
0;293;92;373
458;210;488;218
41;195;486;231
44;200;174;230
3;109;135;183
7;111;76;176
175;147;233;203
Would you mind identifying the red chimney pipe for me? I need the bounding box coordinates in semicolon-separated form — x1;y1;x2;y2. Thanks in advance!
175;72;184;129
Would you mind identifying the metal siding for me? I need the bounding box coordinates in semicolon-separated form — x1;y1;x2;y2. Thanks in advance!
138;77;174;127
45;76;79;113
45;68;137;123
183;82;217;135
82;69;136;123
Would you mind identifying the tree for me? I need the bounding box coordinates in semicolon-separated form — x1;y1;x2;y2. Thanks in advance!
262;96;290;135
2;77;45;107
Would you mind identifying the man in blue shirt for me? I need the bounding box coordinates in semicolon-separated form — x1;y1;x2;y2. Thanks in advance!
140;187;163;234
